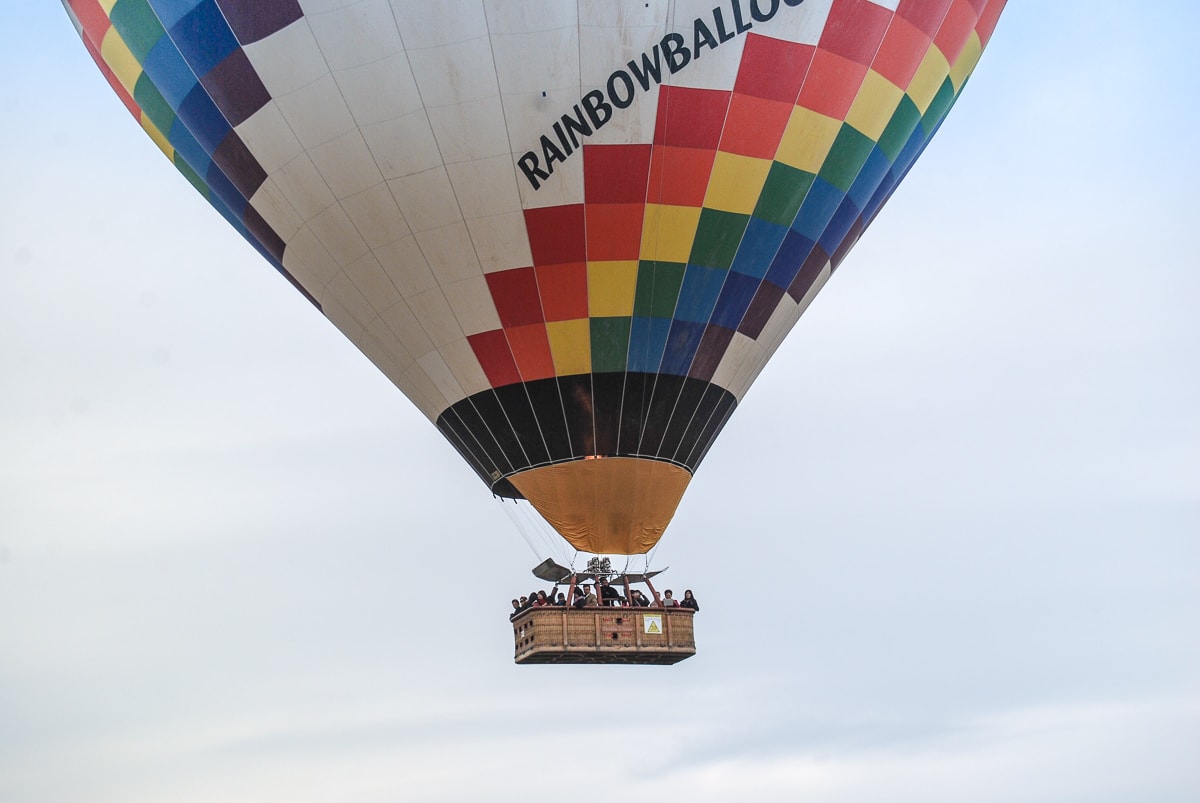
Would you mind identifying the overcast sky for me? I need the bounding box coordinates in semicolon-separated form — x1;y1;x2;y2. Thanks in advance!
2;3;1198;802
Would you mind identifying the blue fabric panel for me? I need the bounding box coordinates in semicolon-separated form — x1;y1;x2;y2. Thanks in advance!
674;264;727;324
176;83;231;153
790;177;844;242
205;162;248;217
764;229;817;291
819;196;862;255
141;35;199;108
147;0;205;29
167;117;212;176
628;317;672;373
170;0;240;77
730;217;787;280
710;270;763;330
660;320;708;376
847;146;892;210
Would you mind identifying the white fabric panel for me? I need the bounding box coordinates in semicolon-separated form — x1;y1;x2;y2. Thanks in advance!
441;275;501;336
415;222;482;284
283;224;340;288
577;21;663;145
709;330;757;397
362;111;442;179
665;0;746;91
446;155;521;220
235;101;303;175
514;149;584;210
275;73;356;149
492;27;579;96
340;183;411;249
578;0;667;28
322;270;377;333
272;154;336;221
417;350;466;404
466;212;532;274
309;203;369;267
500;92;559;163
767;0;835;44
866;0;901;12
308;130;384;199
343;251;403;312
364;315;416;374
299;0;358;13
243;20;328;98
387;167;462;232
335;53;422;127
485;0;577;34
427;96;510;163
729;265;832;400
379;296;435;356
390;0;489;47
408;287;465;346
438;337;491;398
354;326;412;402
409;38;499;108
373;235;437;297
399;361;450;420
306;0;404;71
249;178;304;242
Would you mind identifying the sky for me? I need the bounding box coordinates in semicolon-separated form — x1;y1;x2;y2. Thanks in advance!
2;2;1198;802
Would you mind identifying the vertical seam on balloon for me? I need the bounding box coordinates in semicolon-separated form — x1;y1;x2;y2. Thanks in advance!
475;1;562;470
380;0;547;475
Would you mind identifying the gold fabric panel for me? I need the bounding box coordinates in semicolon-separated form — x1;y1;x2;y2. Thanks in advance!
508;458;692;555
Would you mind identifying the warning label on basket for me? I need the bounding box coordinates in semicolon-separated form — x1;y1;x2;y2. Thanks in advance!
644;614;663;634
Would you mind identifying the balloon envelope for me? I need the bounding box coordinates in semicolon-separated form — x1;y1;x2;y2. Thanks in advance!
65;0;1005;554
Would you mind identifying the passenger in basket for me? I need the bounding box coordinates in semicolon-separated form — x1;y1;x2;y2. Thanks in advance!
680;589;699;611
572;587;587;608
662;589;679;607
534;590;548;606
631;589;651;607
583;584;599;607
599;577;624;606
509;599;521;619
554;592;567;606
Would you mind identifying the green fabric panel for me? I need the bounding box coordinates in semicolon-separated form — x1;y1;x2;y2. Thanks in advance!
876;95;922;163
109;0;166;62
688;208;749;270
176;156;208;197
921;79;958;136
633;261;686;319
818;124;875;192
754;162;815;227
590;317;632;372
133;73;175;134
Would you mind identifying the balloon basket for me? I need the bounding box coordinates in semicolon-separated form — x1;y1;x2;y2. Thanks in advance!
511;606;695;665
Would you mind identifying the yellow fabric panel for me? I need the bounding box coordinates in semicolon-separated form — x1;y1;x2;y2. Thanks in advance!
97;0;118;13
587;260;638;317
100;27;141;97
509;457;693;555
141;117;174;159
907;46;952;113
949;31;983;91
776;106;842;174
845;70;905;142
704;152;772;214
639;204;702;263
546;319;591;375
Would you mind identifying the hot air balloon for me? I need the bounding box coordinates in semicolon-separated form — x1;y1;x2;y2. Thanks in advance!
64;0;1005;660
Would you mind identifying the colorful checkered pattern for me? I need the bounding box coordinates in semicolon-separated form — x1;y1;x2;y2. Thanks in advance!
65;0;1006;495
467;1;1001;395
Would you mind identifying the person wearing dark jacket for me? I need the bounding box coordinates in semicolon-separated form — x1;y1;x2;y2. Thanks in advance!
680;589;699;611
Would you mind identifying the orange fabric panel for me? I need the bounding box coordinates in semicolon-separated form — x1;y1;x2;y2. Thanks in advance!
508;457;692;555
